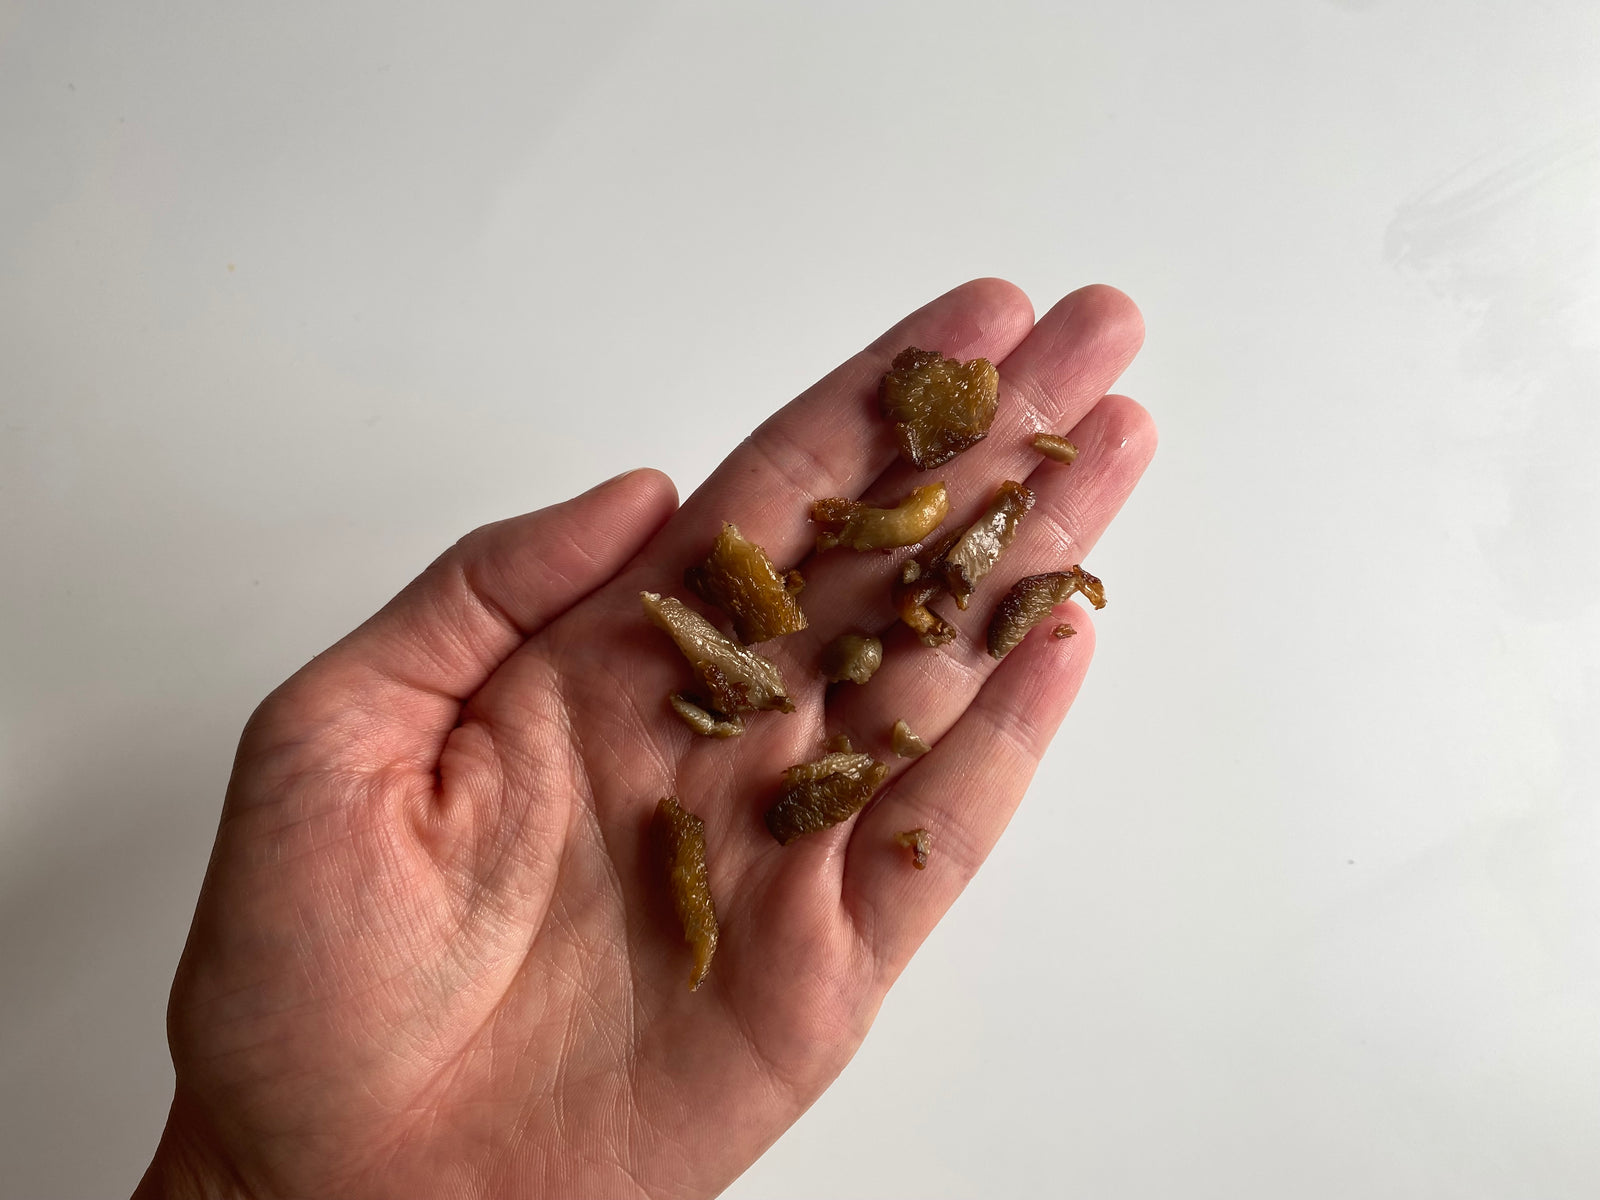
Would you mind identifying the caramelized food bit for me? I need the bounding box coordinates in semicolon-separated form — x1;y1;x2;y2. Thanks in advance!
1031;433;1079;463
685;523;807;644
894;828;932;869
765;750;890;844
669;693;745;738
826;733;855;753
1052;623;1077;639
811;483;950;552
986;567;1106;660
880;347;1000;469
820;633;883;684
641;592;794;713
890;530;961;647
891;719;930;758
935;480;1035;609
655;796;719;990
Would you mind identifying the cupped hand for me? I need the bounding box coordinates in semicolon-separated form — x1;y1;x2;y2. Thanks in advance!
136;280;1154;1200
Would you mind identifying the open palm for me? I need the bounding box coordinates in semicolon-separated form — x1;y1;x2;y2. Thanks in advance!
137;279;1154;1200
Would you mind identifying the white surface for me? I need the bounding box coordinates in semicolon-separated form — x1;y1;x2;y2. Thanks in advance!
3;1;1599;1196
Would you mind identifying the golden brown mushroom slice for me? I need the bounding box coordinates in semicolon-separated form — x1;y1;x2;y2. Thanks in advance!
880;348;1000;470
641;592;795;714
894;828;932;869
891;719;930;758
819;633;883;684
985;567;1106;660
811;482;950;552
934;480;1035;610
1031;433;1079;463
668;693;746;738
765;749;890;844
655;796;719;991
684;522;807;644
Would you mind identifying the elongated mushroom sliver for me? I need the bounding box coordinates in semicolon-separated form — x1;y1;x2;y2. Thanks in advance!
641;592;795;713
935;480;1035;610
1031;433;1079;463
684;522;807;644
985;567;1106;660
668;694;745;738
820;633;883;684
765;750;890;844
880;348;1000;470
655;796;719;990
811;483;950;552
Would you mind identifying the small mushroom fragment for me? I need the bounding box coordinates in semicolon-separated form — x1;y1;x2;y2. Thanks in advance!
894;828;932;869
811;482;950;552
1031;433;1079;463
765;748;890;844
820;633;883;684
891;719;930;758
685;522;807;644
1052;624;1076;639
985;567;1106;660
826;733;856;753
641;592;795;714
891;529;961;647
934;480;1035;610
880;348;1000;470
668;693;745;738
655;796;719;990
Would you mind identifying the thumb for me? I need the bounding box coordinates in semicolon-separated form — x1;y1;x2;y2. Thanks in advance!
255;468;677;765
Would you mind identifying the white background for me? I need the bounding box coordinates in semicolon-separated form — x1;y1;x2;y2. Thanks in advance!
3;2;1598;1196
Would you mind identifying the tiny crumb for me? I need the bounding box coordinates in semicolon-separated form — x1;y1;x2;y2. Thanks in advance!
1052;624;1076;639
226;262;235;272
894;828;932;869
826;733;855;754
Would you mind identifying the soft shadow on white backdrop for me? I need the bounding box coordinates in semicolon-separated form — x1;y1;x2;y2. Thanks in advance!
2;2;1598;1196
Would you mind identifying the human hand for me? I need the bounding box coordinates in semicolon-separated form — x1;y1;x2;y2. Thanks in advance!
135;279;1154;1200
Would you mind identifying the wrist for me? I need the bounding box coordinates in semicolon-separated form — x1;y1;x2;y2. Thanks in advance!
132;1099;252;1200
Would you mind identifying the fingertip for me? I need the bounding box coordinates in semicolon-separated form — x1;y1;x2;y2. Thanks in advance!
1089;394;1159;466
1065;283;1145;354
950;276;1036;332
595;467;680;523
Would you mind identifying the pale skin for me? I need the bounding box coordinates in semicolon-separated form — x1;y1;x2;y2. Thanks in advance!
135;279;1156;1200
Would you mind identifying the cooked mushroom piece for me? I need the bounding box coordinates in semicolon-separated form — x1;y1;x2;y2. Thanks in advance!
985;567;1106;660
1031;433;1079;463
668;693;745;738
655;796;719;990
811;482;950;552
765;749;890;844
935;480;1035;610
684;522;807;644
1052;623;1077;639
880;348;1000;469
891;719;930;758
641;592;795;713
890;530;961;647
894;828;932;869
820;633;883;684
